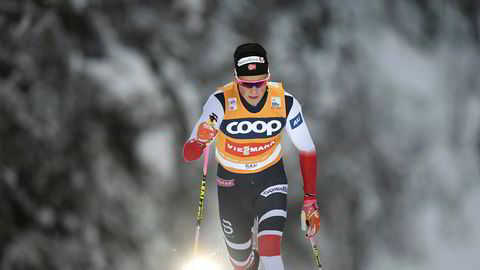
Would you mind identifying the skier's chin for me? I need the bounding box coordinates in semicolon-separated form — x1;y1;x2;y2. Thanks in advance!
248;97;261;106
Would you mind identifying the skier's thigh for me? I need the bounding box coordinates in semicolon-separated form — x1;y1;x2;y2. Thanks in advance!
218;187;254;264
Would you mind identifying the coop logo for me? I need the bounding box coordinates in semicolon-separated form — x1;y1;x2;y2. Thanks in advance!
225;140;275;157
226;120;281;136
221;118;285;139
260;184;288;197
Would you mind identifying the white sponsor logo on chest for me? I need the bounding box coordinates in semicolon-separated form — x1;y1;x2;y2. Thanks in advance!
226;120;282;136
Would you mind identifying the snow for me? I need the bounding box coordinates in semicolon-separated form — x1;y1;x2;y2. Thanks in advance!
84;44;158;101
136;127;176;180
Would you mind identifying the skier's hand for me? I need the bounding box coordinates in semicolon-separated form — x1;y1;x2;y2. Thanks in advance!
301;197;320;238
196;121;217;145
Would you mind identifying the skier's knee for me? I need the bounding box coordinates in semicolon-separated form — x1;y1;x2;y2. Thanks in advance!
258;234;282;256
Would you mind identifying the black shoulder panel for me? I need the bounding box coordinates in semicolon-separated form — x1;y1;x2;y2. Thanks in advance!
214;92;226;112
285;95;294;117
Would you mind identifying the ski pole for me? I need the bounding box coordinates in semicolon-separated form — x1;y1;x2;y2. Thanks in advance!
193;145;210;255
309;236;322;270
302;208;323;269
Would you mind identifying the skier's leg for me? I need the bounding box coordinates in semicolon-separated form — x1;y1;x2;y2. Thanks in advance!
217;175;256;269
255;183;288;270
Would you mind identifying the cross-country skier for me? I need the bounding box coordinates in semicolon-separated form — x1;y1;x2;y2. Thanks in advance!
183;43;320;270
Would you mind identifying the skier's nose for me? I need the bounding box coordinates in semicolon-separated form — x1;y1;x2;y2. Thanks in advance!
250;87;260;94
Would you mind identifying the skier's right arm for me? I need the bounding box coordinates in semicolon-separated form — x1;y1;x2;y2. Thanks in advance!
183;91;224;162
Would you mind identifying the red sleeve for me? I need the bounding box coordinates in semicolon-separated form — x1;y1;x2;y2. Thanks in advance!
183;139;206;162
300;151;317;200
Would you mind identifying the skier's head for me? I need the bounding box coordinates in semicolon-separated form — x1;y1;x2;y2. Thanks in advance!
233;43;270;107
233;43;269;77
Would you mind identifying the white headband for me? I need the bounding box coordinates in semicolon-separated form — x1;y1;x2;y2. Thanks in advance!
237;56;265;66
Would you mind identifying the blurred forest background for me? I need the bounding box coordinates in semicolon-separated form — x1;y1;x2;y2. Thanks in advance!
1;0;479;269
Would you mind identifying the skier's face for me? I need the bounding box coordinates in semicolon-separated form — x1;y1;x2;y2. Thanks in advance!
236;74;269;106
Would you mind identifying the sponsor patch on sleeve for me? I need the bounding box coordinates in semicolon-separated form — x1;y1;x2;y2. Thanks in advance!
289;112;303;129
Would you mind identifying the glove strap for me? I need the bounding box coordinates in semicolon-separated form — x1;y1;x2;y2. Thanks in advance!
304;193;317;205
194;139;207;148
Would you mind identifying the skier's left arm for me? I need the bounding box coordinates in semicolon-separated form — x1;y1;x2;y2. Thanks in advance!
284;94;320;237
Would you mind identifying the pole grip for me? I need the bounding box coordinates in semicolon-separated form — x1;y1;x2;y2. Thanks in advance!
203;145;210;175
